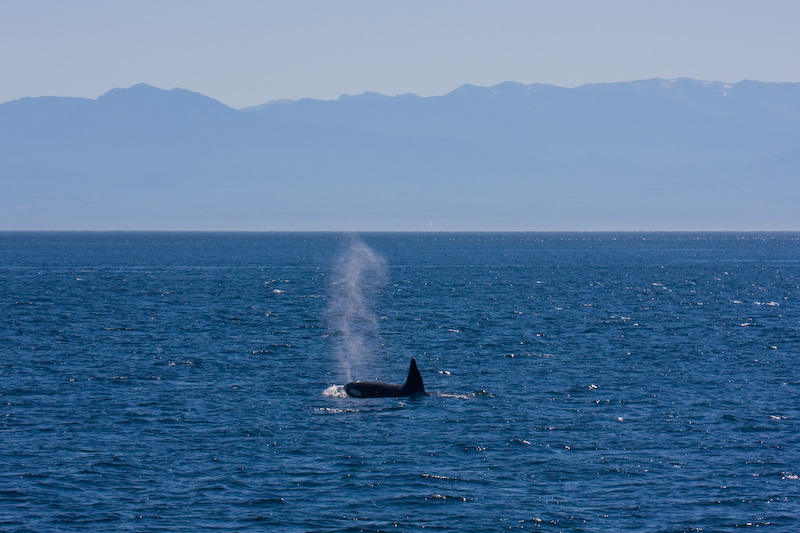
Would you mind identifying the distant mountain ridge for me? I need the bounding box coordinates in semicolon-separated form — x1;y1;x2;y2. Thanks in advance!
1;79;799;230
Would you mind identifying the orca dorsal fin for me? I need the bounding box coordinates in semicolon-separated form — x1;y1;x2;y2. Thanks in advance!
401;357;427;396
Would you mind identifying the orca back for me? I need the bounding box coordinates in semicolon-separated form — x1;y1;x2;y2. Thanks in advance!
344;357;427;398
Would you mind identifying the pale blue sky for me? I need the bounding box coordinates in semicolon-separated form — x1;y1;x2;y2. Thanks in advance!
2;0;799;109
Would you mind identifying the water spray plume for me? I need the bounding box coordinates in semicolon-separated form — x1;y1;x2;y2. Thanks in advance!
326;236;387;382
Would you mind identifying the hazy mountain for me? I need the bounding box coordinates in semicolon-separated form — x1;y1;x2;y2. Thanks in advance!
2;79;799;230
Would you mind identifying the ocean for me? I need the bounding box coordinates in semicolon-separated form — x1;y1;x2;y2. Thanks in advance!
1;232;799;531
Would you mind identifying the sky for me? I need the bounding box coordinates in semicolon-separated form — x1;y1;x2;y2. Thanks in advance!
2;0;799;109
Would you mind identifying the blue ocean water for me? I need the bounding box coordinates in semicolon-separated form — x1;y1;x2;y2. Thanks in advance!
1;232;799;532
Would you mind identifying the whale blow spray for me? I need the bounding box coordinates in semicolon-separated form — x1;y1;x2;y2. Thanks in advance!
326;236;387;382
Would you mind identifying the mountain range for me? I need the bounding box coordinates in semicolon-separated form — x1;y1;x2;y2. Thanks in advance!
2;78;799;230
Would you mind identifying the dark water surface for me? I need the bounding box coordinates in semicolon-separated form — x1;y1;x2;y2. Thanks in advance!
2;232;800;531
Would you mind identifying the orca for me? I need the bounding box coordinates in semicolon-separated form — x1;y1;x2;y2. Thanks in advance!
345;357;428;398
